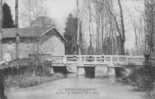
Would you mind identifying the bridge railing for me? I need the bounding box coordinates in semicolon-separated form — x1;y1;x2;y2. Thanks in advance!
42;55;144;66
36;54;145;66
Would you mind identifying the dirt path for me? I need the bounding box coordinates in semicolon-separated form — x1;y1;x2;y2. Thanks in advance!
6;78;145;99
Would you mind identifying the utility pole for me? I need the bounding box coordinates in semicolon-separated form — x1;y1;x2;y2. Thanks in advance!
15;0;19;59
0;0;3;60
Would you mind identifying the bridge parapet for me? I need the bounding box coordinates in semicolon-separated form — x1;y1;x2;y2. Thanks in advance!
41;55;144;67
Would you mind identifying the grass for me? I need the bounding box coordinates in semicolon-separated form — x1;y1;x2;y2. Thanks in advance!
5;73;64;88
2;58;66;88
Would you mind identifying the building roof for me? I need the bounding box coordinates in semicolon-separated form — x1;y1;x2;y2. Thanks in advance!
2;26;65;42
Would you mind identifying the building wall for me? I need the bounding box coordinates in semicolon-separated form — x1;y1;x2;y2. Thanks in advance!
2;43;16;61
2;42;36;60
40;35;65;56
18;43;36;58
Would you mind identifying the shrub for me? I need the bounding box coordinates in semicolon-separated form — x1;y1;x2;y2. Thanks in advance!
127;66;155;91
146;86;155;99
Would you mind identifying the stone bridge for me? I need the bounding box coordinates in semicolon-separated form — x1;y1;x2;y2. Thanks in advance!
39;55;144;77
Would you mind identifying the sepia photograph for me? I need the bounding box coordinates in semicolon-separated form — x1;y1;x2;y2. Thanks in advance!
0;0;154;99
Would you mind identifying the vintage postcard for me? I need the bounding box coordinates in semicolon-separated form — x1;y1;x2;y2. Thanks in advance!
0;0;154;99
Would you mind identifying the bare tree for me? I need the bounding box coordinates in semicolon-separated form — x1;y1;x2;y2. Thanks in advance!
117;0;125;55
76;0;82;54
99;0;126;55
80;0;125;55
88;0;94;55
28;0;47;19
80;0;96;55
94;0;120;55
94;0;111;54
94;0;105;54
130;16;145;55
20;0;47;26
15;0;19;59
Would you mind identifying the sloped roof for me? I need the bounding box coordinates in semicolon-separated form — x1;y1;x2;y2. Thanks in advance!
2;26;65;42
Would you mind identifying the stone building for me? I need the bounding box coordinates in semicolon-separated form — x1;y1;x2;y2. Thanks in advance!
1;26;65;61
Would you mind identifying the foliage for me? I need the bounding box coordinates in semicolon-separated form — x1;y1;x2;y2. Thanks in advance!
2;3;15;28
5;74;64;88
147;88;155;99
4;58;64;88
119;63;155;91
94;0;125;55
102;36;121;55
128;66;154;91
20;0;47;26
31;16;55;28
64;14;78;54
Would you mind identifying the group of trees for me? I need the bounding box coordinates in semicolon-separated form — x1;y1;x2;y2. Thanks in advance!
20;0;47;27
0;1;15;60
69;0;126;55
94;0;125;55
0;0;53;28
0;2;15;28
31;16;55;28
65;0;141;55
71;0;145;56
144;0;155;63
95;0;146;55
64;14;78;54
2;3;15;28
64;14;82;54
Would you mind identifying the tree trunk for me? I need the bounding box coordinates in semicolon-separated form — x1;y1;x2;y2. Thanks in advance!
0;0;2;60
15;0;19;59
76;0;81;55
104;0;125;55
118;0;125;55
120;39;125;55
